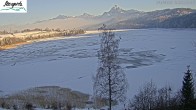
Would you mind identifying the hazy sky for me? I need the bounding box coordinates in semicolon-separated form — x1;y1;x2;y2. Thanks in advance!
0;0;196;25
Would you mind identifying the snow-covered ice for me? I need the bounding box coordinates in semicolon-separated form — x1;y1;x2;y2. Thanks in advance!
0;29;196;103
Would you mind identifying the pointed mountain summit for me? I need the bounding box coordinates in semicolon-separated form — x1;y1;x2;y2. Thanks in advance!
100;5;142;19
101;5;126;17
109;5;126;13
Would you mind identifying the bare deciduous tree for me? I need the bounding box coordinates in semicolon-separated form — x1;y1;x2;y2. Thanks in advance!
93;26;128;110
156;86;172;110
129;81;157;110
128;81;184;110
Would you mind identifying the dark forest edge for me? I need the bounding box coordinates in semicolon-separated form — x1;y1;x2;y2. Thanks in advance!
108;12;196;29
85;7;196;30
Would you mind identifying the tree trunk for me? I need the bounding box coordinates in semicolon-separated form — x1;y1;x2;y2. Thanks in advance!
109;67;112;110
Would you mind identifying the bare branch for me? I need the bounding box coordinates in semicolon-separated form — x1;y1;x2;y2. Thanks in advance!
94;26;128;110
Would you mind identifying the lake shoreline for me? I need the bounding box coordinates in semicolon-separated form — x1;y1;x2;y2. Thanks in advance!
0;29;129;51
0;29;85;51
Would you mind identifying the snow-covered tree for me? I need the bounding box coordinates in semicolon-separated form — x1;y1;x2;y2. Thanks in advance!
94;26;128;110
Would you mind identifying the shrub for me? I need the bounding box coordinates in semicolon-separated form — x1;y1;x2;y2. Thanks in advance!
25;102;33;110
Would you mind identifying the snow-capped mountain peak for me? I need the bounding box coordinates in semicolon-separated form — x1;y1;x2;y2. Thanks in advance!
100;5;127;18
109;5;125;13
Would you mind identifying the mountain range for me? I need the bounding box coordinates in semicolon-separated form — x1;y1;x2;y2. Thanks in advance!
1;5;196;31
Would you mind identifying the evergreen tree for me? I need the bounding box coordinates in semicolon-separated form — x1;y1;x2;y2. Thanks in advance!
181;65;195;110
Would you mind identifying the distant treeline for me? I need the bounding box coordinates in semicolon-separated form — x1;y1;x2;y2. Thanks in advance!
20;28;85;35
0;28;85;47
0;30;9;35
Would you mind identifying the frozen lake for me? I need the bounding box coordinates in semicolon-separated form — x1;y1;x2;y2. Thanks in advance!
0;29;196;98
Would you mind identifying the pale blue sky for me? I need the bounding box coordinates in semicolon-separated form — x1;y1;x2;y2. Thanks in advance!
0;0;196;25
